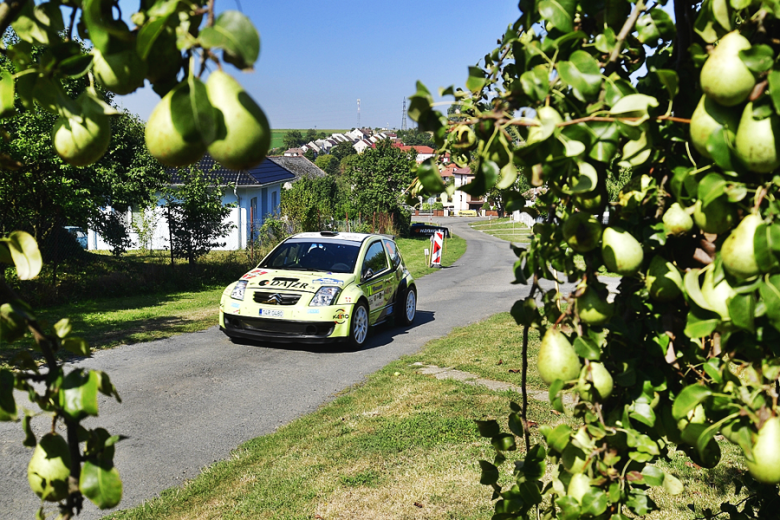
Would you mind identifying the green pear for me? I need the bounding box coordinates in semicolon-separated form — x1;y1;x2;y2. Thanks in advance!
206;70;271;170
28;433;71;502
663;203;693;236
693;198;736;234
701;266;736;320
93;48;147;95
735;103;780;174
144;82;207;167
746;417;780;484
576;286;614;326
646;255;683;302
689;95;741;158
567;473;592;503
577;362;613;402
721;213;761;279
601;227;644;276
700;31;755;107
562;212;603;252
52;112;111;167
537;328;581;386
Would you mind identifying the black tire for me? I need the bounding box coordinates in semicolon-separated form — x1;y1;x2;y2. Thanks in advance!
397;286;417;326
346;301;369;350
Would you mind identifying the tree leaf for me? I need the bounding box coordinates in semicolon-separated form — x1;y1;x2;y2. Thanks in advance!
476;420;501;438
672;385;712;421
694;0;725;43
573;336;601;360
588;122;620;162
62;337;90;357
711;0;732;32
199;11;260;70
653;69;679;99
137;16;171;61
759;275;780;332
636;9;676;44
684;306;720;338
466;66;487;92
416;158;445;193
683;269;712;310
697;173;727;207
609;94;659;125
594;27;617;53
59;369;99;421
522;445;547;480
80;457;123;509
754;223;777;274
1;231;42;280
492;433;517;451
169;79;215;145
556;495;582;520
546;423;571;453
0;369;17;421
581;489;609;516
520;65;549;103
538;0;576;32
739;45;774;73
706;127;736;170
641;465;665;487
0;70;15;118
768;69;780;116
518;480;543;505
663;472;684;495
557;51;602;102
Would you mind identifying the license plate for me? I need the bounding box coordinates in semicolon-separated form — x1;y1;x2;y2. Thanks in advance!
259;308;284;318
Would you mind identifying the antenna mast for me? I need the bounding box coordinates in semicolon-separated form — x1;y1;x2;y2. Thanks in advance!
357;99;361;128
401;98;407;131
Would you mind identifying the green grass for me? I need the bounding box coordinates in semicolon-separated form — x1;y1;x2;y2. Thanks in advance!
1;234;467;363
469;218;532;243
101;313;748;520
270;129;349;149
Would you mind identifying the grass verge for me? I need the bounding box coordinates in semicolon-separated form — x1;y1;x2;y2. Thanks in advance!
1;234;467;363
469;218;532;243
102;313;746;520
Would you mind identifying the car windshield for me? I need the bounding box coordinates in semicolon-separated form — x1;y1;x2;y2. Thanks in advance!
259;239;362;273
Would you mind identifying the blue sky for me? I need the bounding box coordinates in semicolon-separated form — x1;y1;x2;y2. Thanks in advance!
116;0;520;130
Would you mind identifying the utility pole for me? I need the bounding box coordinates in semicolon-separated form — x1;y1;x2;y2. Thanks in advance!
401;98;407;131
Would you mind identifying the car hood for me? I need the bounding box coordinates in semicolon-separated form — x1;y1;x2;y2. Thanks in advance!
240;269;356;293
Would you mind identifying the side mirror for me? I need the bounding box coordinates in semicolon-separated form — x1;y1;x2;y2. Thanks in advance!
362;267;374;281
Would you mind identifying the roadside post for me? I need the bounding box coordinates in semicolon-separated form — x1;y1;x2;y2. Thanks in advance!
430;231;444;268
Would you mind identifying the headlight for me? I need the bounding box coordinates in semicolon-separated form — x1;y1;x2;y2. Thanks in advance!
231;280;248;300
310;286;341;306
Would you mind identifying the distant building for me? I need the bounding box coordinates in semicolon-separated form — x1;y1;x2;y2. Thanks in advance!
284;148;305;157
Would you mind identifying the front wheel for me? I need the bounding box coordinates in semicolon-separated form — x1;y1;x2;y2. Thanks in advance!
397;286;417;326
346;301;369;350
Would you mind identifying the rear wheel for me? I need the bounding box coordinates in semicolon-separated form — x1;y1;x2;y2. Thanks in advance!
397;286;417;326
346;301;369;350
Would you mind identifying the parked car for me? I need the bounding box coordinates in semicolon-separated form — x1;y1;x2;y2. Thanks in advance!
63;226;87;249
219;231;417;348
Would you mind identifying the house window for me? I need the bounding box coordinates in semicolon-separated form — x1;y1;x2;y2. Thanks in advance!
250;197;258;223
271;190;278;214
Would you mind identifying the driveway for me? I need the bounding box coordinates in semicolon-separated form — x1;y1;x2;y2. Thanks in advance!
0;218;609;519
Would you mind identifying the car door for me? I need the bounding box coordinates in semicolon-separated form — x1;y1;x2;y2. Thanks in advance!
360;240;394;322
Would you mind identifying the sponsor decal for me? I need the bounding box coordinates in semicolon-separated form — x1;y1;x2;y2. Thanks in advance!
230;302;241;309
383;286;393;297
343;296;353;303
333;308;350;324
241;269;268;280
313;277;344;286
308;309;320;314
258;278;309;290
370;284;383;295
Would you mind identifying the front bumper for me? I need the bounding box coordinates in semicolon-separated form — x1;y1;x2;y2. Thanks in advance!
220;313;343;344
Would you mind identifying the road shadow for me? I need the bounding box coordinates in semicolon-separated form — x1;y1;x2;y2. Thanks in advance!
230;310;436;353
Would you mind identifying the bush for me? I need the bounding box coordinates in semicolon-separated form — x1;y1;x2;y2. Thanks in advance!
421;203;431;210
433;202;444;210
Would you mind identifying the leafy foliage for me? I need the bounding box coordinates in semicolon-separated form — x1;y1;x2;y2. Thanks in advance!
410;1;780;518
0;1;266;517
163;167;234;266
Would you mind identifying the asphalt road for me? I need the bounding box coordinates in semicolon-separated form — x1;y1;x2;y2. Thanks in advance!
0;218;601;519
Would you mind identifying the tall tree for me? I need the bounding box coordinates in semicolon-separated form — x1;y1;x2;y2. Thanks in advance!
282;130;304;149
314;154;338;176
343;140;416;219
330;139;356;162
163;167;234;267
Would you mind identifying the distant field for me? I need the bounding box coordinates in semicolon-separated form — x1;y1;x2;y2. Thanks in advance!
271;129;350;149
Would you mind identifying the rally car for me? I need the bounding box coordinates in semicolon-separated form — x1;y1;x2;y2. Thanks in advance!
219;231;417;348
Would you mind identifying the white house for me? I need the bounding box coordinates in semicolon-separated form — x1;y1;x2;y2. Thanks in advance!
347;128;369;141
449;166;486;212
331;133;350;143
353;139;373;154
301;141;321;154
86;154;296;251
314;139;333;153
284;148;305;156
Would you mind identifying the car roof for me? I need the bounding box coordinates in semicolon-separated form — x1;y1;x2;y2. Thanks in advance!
292;232;392;243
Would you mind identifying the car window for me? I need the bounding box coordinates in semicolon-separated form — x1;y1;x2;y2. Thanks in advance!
383;239;401;268
260;240;361;273
362;241;388;278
